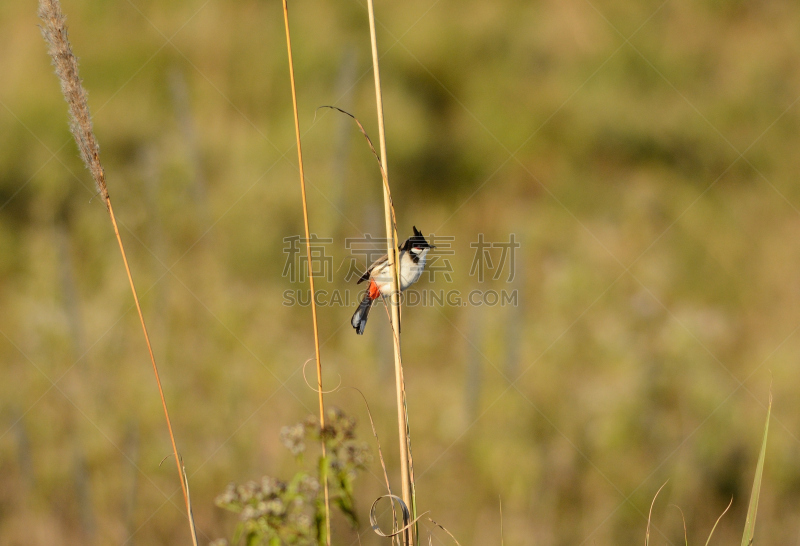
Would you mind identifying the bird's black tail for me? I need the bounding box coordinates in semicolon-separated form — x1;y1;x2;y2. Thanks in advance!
351;292;374;335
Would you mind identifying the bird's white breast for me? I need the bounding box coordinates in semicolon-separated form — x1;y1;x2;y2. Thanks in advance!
371;249;429;295
399;251;427;290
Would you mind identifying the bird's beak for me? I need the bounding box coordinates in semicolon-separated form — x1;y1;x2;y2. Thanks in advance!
429;245;436;249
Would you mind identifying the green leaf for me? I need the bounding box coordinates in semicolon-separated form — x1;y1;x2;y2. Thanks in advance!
232;524;244;546
335;493;360;530
315;503;325;546
741;393;771;546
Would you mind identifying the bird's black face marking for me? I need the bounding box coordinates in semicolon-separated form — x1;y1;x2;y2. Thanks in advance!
400;226;434;252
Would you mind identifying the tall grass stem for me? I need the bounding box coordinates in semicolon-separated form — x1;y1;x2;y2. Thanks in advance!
280;2;331;544
365;1;416;543
37;1;196;542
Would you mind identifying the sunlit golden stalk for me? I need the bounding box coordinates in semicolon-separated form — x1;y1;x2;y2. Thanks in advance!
365;0;416;543
37;1;196;542
280;2;331;544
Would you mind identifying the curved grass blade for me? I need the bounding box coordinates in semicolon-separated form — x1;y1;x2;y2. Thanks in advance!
370;494;427;540
646;480;668;546
741;392;772;546
427;517;462;546
705;497;732;546
669;504;688;546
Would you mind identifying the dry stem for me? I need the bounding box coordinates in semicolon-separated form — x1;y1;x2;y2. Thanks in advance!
280;2;332;544
365;0;416;543
37;1;195;542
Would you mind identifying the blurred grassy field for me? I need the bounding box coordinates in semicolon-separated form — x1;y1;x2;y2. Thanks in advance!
3;0;800;544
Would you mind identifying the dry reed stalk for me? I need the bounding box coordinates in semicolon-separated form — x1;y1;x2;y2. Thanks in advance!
365;0;416;543
37;2;197;543
280;2;332;544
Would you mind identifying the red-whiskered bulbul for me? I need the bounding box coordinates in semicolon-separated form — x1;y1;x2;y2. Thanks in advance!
351;226;435;335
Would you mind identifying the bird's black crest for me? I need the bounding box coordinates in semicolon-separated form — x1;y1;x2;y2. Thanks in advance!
400;226;433;251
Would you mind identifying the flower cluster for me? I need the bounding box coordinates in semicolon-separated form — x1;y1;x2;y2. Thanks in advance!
215;408;370;545
214;474;320;545
280;409;371;478
328;410;370;482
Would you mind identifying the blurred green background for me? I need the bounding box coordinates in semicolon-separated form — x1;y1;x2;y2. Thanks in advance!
2;0;800;544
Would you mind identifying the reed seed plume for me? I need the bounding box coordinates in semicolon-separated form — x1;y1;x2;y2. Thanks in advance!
38;0;108;205
37;1;195;542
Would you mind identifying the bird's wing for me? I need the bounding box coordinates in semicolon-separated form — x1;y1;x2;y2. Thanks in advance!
357;253;388;284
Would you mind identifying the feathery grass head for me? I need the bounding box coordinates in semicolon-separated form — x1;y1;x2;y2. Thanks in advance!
38;0;108;206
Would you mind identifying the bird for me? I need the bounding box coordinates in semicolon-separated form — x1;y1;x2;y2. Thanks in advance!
351;226;435;335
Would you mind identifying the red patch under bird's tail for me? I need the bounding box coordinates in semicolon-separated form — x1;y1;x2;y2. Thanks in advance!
367;279;381;300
